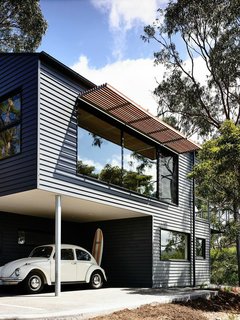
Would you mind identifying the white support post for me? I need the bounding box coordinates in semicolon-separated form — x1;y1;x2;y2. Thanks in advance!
55;195;61;296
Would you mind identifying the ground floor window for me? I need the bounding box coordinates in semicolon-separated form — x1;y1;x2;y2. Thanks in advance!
160;229;189;260
196;238;206;259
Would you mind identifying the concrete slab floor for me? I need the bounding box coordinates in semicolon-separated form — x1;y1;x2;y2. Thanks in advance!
0;286;217;320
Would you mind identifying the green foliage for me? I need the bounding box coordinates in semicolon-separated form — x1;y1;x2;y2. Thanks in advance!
189;121;240;210
0;0;47;52
161;231;188;260
123;170;154;195
211;247;238;286
99;164;154;195
190;120;240;285
77;162;154;196
142;0;240;138
99;164;122;186
77;161;99;179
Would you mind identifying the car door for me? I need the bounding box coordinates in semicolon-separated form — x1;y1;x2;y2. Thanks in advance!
51;248;77;282
76;249;92;281
61;248;77;282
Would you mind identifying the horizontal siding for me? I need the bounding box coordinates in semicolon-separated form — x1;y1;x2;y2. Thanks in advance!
195;219;211;285
38;62;210;288
39;62;81;191
152;153;193;287
0;54;38;196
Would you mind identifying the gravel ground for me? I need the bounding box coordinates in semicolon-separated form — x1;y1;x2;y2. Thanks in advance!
90;290;240;320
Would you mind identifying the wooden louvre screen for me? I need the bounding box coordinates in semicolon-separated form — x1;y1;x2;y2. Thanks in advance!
78;83;200;154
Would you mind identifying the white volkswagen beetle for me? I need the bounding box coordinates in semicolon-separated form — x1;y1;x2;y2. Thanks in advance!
0;244;107;294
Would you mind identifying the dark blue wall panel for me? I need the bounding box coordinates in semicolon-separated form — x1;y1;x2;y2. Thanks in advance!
0;54;38;195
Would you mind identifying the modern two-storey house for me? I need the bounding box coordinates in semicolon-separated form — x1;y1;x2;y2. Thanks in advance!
0;52;210;290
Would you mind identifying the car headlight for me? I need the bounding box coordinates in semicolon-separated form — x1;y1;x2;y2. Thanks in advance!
14;268;20;277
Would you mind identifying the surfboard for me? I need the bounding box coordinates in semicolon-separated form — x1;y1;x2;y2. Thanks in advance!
92;228;104;266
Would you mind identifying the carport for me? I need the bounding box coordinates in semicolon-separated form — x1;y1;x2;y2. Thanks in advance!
0;189;148;295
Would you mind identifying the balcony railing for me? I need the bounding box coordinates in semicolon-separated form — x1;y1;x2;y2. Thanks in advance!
195;197;233;232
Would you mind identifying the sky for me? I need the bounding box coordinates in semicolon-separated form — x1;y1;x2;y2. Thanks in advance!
38;0;168;115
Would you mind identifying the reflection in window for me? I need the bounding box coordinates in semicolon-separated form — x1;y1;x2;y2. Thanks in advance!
77;108;122;183
77;105;178;201
196;238;206;259
77;107;157;198
160;153;178;204
161;229;189;260
0;93;21;159
123;132;157;196
76;249;91;261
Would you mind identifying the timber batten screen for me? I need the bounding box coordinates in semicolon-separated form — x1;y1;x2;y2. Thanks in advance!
78;83;200;154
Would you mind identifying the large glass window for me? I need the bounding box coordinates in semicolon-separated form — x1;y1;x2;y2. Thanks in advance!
77;108;122;184
77;105;178;201
123;132;157;197
159;152;178;204
160;229;189;260
0;93;21;159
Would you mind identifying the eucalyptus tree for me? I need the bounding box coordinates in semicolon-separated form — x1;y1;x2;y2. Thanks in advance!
189;121;240;285
142;0;240;138
0;0;47;52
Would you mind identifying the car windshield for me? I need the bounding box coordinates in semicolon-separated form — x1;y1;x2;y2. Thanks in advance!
29;246;53;258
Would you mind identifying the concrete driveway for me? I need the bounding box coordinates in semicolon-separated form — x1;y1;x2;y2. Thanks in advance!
0;286;216;320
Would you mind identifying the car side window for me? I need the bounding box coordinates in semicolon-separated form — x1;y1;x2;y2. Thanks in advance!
61;249;74;260
76;249;91;261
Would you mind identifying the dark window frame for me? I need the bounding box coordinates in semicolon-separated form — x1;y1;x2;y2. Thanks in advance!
159;150;179;205
160;228;190;261
0;89;22;160
196;238;206;259
77;102;179;205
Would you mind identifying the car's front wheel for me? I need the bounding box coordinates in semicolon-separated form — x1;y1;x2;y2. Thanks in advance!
89;271;103;289
24;271;45;294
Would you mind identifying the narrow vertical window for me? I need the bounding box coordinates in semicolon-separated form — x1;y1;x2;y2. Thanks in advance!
0;93;21;160
159;152;178;204
196;238;206;259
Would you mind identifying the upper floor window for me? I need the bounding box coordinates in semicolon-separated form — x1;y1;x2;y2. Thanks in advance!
159;151;178;204
77;105;177;202
0;93;21;160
